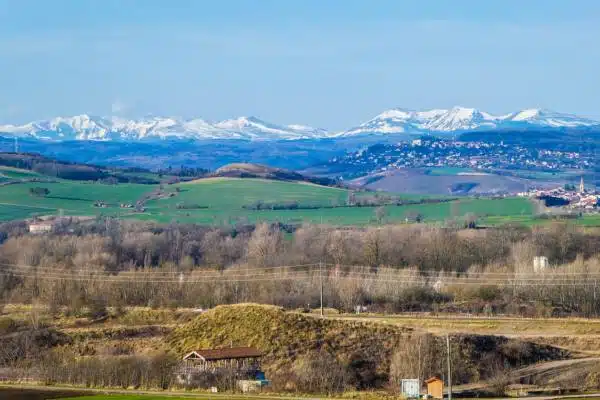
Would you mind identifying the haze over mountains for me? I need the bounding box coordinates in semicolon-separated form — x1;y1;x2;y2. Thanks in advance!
0;106;598;142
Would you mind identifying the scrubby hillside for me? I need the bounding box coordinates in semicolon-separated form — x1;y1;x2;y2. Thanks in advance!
213;163;337;186
169;303;409;364
168;304;569;389
0;304;580;394
0;152;161;184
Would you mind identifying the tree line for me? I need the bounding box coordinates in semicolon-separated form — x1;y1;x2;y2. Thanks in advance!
2;219;600;316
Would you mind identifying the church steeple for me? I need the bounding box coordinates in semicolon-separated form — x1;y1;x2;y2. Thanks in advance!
580;176;585;193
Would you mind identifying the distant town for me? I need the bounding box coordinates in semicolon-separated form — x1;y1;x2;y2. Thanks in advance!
330;136;595;179
518;177;600;210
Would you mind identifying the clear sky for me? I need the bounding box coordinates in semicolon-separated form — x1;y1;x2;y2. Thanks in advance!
0;0;599;130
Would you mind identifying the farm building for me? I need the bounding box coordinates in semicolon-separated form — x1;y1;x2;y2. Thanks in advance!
181;347;263;373
401;379;420;398
533;256;549;272
178;347;266;389
425;376;444;399
183;347;262;375
28;222;53;234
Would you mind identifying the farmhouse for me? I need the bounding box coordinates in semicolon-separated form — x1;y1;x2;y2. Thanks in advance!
28;222;53;234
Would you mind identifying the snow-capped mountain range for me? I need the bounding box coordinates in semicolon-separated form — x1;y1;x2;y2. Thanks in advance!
339;107;600;137
0;107;598;141
0;115;328;141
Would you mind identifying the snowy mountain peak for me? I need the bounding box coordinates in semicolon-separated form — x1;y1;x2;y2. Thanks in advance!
1;107;598;141
375;108;414;120
0;114;330;141
505;109;600;128
214;116;327;139
215;116;268;130
340;106;600;137
511;108;544;121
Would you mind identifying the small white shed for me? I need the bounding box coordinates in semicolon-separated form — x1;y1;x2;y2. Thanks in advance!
533;256;549;272
401;378;420;398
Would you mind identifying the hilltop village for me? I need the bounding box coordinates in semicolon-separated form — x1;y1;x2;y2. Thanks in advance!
518;177;600;210
330;137;593;179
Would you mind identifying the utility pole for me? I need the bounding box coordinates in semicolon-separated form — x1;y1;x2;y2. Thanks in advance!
319;215;324;318
446;334;452;400
319;260;324;317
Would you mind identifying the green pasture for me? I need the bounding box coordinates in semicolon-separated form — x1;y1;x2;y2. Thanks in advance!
425;167;474;176
0;180;154;221
0;165;42;179
0;176;538;226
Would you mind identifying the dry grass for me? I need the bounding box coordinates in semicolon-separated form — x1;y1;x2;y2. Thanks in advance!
331;313;600;336
180;177;236;184
168;303;414;376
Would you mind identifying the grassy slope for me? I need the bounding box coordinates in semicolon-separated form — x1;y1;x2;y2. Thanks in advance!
0;305;586;397
0;181;154;221
0;165;42;179
333;314;600;337
0;166;41;183
169;304;411;376
0;175;538;225
142;178;535;225
168;304;569;383
426;167;475;175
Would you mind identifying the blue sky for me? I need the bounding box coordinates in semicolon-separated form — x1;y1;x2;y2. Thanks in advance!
0;0;599;130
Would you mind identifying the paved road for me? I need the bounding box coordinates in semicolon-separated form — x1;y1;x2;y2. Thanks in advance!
514;357;600;377
451;358;600;397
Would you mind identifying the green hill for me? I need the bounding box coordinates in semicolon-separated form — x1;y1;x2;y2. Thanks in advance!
0;165;42;180
0;152;162;184
0;153;541;226
0;180;155;220
213;162;337;186
0;175;538;225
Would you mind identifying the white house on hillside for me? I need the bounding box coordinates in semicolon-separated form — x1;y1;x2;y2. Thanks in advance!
28;222;53;234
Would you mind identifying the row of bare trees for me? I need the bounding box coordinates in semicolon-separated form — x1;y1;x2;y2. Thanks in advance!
2;219;593;270
2;219;600;316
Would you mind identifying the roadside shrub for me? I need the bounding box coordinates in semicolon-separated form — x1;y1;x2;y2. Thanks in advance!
292;351;349;394
0;316;18;335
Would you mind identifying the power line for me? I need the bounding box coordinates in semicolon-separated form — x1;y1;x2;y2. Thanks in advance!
5;266;600;282
5;260;600;278
5;264;600;283
0;261;319;275
0;270;319;284
3;267;600;286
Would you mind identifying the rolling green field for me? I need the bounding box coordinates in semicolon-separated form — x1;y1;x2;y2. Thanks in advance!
137;178;534;225
0;180;153;220
0;165;42;179
0;174;541;226
425;166;475;176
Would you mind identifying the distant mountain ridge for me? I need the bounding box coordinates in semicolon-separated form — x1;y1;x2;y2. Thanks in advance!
339;107;600;137
0;107;598;141
0;115;328;141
